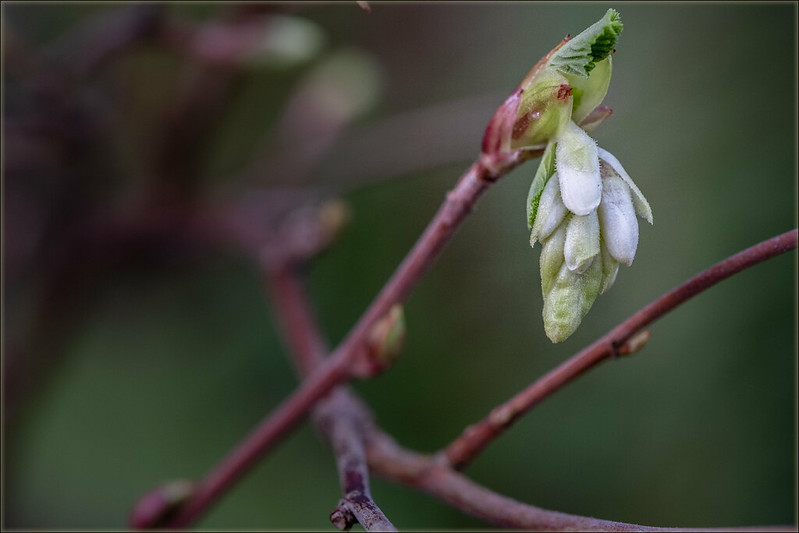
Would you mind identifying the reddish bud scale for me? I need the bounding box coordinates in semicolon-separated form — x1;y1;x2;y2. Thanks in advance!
481;38;571;161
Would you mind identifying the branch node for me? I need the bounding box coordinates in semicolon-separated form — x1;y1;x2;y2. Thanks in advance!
129;479;196;529
615;329;652;357
351;305;406;378
488;404;515;426
330;501;356;531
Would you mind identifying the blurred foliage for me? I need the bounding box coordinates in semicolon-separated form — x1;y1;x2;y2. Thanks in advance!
3;3;796;530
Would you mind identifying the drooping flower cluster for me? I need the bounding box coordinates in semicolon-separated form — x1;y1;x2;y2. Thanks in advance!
482;9;653;343
531;139;652;343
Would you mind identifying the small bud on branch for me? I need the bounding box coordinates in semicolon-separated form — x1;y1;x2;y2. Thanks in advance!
616;329;652;357
129;479;196;529
352;305;406;378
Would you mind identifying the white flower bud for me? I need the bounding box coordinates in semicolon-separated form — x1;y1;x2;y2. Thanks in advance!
531;144;653;343
564;209;600;273
556;121;601;216
597;148;653;224
598;174;639;266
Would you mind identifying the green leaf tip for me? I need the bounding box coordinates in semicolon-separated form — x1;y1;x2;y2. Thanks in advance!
547;9;623;78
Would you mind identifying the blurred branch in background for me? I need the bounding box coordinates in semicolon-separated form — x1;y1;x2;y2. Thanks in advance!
3;5;170;422
2;2;348;421
245;91;502;191
243;47;385;189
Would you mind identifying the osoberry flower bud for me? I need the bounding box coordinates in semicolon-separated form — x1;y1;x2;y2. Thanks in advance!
482;9;621;162
598;172;639;267
513;9;654;343
564;210;600;274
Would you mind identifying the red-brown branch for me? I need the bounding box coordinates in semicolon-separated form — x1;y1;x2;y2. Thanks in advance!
365;430;794;532
267;266;328;374
161;153;531;527
267;267;396;531
442;229;798;470
246;233;795;532
164;350;349;528
262;262;795;533
260;234;796;533
320;391;397;532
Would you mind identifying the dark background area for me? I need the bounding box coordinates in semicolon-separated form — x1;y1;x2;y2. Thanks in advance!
3;3;796;530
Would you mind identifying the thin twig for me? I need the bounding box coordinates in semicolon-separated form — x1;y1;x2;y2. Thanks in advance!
161;153;532;527
319;391;398;532
441;229;798;470
267;266;328;374
267;267;396;531
165;349;350;528
251;232;794;532
264;260;793;532
365;430;795;532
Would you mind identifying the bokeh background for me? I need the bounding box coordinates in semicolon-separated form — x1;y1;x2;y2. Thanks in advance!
3;2;796;530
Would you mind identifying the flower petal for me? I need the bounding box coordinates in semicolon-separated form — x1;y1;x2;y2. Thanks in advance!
597;148;653;224
564;210;600;273
598;174;639;266
556;121;601;216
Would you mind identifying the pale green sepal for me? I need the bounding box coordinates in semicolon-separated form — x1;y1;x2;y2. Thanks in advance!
543;254;602;343
598;174;639;267
547;9;623;78
598;148;653;224
527;142;558;230
539;219;568;295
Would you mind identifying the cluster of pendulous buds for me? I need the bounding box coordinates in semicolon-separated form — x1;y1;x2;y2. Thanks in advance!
482;9;653;343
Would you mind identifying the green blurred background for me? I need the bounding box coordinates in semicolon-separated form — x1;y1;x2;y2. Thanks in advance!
3;2;796;530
